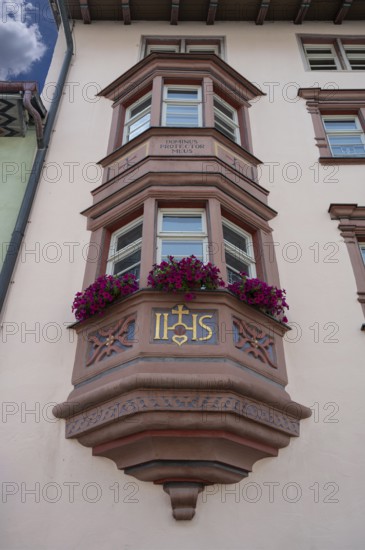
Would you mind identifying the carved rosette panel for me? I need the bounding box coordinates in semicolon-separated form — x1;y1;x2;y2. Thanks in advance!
86;314;136;366
233;317;277;369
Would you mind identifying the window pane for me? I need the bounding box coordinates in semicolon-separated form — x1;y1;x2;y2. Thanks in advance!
348;61;365;69
309;59;337;66
130;97;151;119
225;250;250;275
148;46;179;53
324;119;357;131
116;224;143;252
128;115;151;140
360;246;365;263
166;89;198;100
223;225;248;253
329;136;364;145
227;268;245;284
161;241;203;259
306;48;333;55
309;64;337;71
166;105;199;126
214;99;234;120
162;215;202;232
214;117;236;141
345;48;365;55
188;48;217;54
331;145;365;156
113;250;141;276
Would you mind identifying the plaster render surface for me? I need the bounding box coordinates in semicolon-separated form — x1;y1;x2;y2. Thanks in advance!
1;21;365;549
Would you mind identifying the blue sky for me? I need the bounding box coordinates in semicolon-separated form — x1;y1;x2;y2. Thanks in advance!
0;0;58;91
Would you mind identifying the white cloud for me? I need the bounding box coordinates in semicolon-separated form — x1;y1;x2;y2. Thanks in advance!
0;0;47;79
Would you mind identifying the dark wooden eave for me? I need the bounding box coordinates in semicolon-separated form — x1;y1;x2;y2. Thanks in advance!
294;1;312;25
207;1;218;25
64;0;365;24
79;0;91;23
122;0;131;25
256;1;270;25
335;0;354;24
170;0;180;25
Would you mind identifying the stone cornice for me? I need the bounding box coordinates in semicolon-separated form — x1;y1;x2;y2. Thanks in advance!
99;53;265;103
298;88;365;104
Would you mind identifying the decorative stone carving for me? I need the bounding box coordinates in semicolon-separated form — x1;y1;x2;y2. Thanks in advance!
86;315;136;366
233;316;277;369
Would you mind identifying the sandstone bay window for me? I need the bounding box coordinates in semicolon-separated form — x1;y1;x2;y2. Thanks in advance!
55;52;314;522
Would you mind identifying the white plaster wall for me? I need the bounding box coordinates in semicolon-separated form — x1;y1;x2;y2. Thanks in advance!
1;21;365;550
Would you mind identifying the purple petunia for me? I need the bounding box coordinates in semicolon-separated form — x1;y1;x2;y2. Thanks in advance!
72;273;139;321
147;256;225;300
228;273;289;323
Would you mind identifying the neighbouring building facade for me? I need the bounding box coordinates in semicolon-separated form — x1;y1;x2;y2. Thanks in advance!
1;1;365;548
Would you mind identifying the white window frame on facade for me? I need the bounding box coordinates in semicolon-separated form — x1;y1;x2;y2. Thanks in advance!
222;218;256;283
156;209;209;263
322;115;365;157
342;45;365;70
146;44;180;55
123;92;152;144
213;95;240;144
162;85;203;128
185;44;219;54
300;36;365;71
303;44;340;71
141;36;225;59
107;217;143;280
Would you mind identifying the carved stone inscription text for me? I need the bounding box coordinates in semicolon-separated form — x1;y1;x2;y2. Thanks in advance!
153;304;217;346
160;139;206;155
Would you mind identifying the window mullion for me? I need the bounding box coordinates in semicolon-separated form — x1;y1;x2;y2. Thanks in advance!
336;38;351;70
151;76;163;126
203;77;214;127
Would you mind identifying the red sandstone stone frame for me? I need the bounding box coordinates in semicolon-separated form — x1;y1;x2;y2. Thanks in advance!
329;203;365;315
298;88;365;164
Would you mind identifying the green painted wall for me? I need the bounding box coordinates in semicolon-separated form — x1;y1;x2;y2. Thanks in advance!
0;129;37;269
